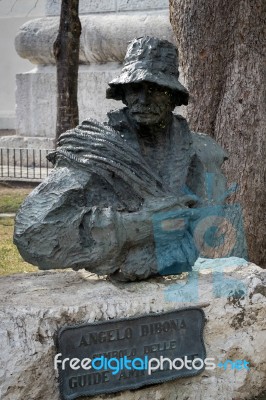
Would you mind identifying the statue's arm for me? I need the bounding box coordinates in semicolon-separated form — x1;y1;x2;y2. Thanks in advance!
14;163;193;274
118;196;196;244
14;165;123;274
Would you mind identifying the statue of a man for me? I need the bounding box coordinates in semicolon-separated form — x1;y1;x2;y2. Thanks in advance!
14;37;228;281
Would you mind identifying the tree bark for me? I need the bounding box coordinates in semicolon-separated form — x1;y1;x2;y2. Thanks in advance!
170;0;266;266
53;0;81;142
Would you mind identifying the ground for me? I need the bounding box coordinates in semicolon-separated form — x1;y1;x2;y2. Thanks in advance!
0;182;38;276
0;183;32;213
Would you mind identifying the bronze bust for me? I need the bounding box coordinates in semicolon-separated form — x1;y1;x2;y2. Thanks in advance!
14;37;228;281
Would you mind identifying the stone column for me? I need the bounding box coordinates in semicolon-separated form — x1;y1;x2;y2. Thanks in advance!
0;0;174;149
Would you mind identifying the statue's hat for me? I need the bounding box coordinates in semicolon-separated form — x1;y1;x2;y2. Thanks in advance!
106;36;189;106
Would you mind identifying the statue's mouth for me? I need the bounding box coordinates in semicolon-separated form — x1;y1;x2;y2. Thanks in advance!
132;110;157;115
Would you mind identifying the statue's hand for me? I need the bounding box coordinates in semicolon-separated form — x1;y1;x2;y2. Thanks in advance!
119;194;199;246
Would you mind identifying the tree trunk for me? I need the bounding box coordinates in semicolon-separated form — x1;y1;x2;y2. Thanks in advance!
53;0;81;142
170;0;266;266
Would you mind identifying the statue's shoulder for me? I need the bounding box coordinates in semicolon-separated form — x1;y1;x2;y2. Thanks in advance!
171;114;228;169
191;131;229;168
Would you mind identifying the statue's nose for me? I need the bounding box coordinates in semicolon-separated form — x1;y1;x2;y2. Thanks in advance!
138;87;149;104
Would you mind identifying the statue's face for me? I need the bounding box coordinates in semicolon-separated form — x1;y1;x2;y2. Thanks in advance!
123;82;175;125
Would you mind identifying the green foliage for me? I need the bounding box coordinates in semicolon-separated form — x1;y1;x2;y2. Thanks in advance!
0;217;37;276
0;187;32;213
0;184;37;276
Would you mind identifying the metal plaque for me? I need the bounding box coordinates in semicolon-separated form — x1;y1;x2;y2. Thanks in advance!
57;308;206;400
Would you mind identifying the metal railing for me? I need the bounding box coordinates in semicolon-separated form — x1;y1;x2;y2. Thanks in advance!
0;148;53;180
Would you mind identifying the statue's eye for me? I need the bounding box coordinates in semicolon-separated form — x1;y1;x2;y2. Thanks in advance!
151;86;164;95
127;85;140;94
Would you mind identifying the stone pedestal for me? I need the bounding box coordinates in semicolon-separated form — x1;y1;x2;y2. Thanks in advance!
0;259;265;400
15;64;123;140
0;0;174;150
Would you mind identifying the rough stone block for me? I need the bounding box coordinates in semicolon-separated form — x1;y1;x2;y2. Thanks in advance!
45;0;169;15
0;259;265;399
16;68;57;138
45;0;116;16
15;65;123;139
0;0;44;17
117;0;169;11
15;13;173;65
80;0;116;14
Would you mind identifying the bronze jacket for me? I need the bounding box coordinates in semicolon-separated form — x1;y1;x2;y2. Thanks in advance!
14;110;228;280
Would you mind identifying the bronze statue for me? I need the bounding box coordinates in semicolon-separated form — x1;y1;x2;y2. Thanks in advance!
14;37;228;281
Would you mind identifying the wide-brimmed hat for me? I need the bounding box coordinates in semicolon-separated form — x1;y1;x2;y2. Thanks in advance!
106;36;189;106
